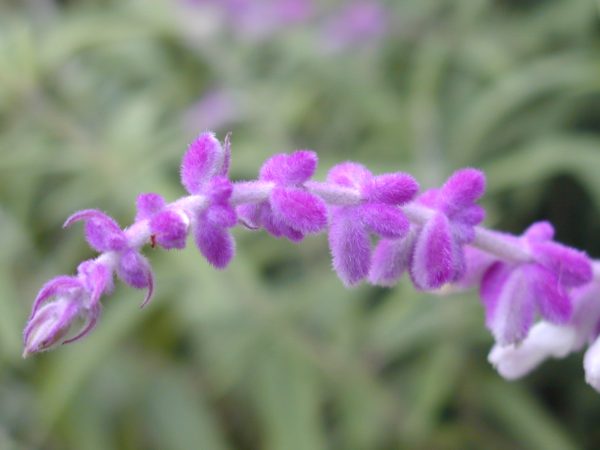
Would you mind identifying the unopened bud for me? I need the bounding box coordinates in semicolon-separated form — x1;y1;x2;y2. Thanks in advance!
23;297;81;357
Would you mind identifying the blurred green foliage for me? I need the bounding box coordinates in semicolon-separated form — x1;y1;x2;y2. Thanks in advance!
2;0;600;448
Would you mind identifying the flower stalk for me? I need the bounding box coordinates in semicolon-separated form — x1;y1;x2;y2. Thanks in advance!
22;131;600;394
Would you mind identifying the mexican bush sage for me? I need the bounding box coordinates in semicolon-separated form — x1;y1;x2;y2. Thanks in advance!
23;132;600;394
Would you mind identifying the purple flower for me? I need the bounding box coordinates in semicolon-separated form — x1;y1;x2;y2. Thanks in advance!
481;222;593;346
180;132;236;268
452;245;497;290
23;296;83;357
326;162;418;286
23;259;111;356
194;176;237;268
181;132;230;193
22;121;600;400
237;150;327;242
488;281;600;387
64;210;155;307
136;193;190;250
369;168;485;288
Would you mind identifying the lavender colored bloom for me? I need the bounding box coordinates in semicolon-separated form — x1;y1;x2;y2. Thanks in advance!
453;246;497;290
194;176;237;268
76;259;114;308
64;210;155;307
23;259;111;356
326;162;418;286
368;228;418;287
22;125;600;398
150;210;190;250
411;169;485;288
136;193;190;250
238;150;327;242
180;132;237;268
23;297;83;357
181;132;228;194
481;221;592;346
489;281;600;389
369;168;485;288
65;209;128;253
135;192;165;221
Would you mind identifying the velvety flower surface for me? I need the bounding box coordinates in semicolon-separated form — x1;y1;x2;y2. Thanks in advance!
136;193;190;250
488;282;600;390
180;133;236;268
64;210;155;307
237;150;327;242
181;132;228;194
481;222;593;346
453;245;497;290
22;127;600;398
411;169;486;289
194;177;237;268
23;259;111;356
369;168;485;288
327;162;418;286
23;296;82;357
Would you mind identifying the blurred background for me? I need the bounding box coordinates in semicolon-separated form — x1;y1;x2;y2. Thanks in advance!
2;0;600;448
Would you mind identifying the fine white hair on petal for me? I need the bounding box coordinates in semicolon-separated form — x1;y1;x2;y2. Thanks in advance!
488;322;578;380
584;336;600;392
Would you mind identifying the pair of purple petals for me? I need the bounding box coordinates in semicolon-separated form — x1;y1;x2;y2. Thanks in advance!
326;162;419;287
238;151;328;241
63;210;155;308
140;132;237;269
480;222;593;346
23;259;112;355
368;168;486;289
181;132;236;268
488;282;600;383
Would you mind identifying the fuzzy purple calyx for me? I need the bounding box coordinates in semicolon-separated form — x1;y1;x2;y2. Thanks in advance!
480;222;593;346
181;132;228;194
238;150;327;241
326;161;418;286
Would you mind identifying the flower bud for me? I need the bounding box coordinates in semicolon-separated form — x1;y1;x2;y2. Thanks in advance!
23;297;81;357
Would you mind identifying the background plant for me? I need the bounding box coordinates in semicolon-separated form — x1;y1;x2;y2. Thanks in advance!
2;0;600;449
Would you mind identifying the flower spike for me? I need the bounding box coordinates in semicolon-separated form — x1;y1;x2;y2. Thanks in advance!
21;130;600;395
